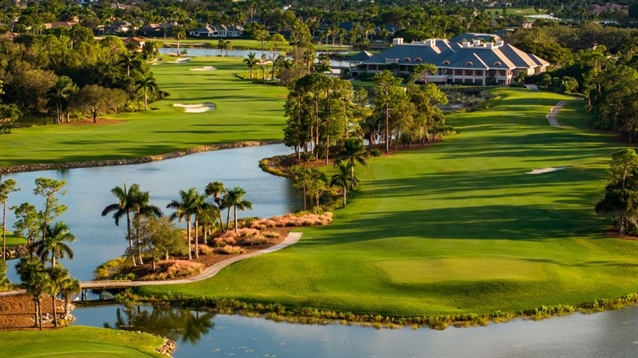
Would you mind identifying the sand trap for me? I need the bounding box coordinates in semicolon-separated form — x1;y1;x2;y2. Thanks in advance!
527;167;567;175
169;57;191;64
173;102;217;113
190;66;217;71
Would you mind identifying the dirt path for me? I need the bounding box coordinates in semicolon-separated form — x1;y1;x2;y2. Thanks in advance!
0;232;302;296
546;100;567;127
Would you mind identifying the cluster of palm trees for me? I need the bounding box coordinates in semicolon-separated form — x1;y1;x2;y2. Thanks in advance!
290;137;368;210
102;181;253;263
1;177;81;330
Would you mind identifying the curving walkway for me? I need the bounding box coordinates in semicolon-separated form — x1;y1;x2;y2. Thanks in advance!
0;232;302;296
546;100;567;127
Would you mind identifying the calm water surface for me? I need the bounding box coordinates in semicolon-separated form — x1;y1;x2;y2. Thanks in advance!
73;304;638;358
4;144;300;281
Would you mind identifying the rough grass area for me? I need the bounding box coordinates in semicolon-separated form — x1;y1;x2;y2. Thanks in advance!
139;88;638;317
0;57;288;169
0;326;165;357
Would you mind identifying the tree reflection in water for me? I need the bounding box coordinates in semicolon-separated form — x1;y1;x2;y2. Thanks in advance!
103;305;215;344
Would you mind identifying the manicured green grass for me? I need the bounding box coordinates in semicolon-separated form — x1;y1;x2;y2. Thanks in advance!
0;57;288;168
4;234;27;246
140;88;638;316
0;326;165;357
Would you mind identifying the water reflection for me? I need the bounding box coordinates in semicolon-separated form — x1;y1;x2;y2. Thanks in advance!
103;305;215;344
73;304;638;358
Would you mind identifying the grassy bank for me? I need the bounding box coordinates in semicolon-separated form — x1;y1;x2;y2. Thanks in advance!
0;326;166;357
139;88;638;317
0;57;287;169
5;234;26;246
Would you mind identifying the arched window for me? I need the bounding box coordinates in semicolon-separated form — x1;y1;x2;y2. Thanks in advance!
494;61;502;66
465;61;473;66
442;60;450;65
415;57;422;62
403;57;411;62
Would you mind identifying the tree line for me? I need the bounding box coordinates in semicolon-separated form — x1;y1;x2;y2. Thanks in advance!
0;30;163;132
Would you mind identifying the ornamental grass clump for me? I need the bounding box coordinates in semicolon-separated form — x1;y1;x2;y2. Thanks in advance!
240;236;267;246
198;244;214;255
216;245;244;255
262;231;280;239
141;260;203;280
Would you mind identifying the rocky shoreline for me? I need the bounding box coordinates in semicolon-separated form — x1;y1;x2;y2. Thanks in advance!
0;140;283;175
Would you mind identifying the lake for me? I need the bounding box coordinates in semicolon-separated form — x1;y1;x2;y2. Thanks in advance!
73;303;638;358
3;144;301;282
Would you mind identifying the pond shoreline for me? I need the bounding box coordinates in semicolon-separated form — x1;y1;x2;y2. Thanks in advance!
0;140;282;175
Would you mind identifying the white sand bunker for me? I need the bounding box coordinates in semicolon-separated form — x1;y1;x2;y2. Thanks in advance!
169;57;191;64
190;66;217;71
527;167;567;175
173;102;217;113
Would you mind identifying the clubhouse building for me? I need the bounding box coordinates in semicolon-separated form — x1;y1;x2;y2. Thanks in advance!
358;33;549;85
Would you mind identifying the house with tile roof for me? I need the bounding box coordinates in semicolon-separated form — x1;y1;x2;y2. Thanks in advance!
359;33;549;85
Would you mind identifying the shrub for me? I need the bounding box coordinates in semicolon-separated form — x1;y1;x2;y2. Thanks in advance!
369;148;382;157
142;260;204;280
263;231;280;239
240;237;267;246
213;235;236;246
237;228;259;238
198;244;214;255
216;245;245;255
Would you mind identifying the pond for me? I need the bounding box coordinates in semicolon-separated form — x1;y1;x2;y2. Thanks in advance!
73;304;638;357
3;144;301;282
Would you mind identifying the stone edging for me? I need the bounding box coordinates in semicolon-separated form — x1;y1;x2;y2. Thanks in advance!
0;140;283;174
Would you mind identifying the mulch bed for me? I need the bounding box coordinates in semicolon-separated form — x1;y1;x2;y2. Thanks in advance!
0;295;59;331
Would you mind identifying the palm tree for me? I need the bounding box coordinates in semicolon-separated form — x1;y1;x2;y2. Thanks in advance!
0;178;19;261
131;189;162;264
102;183;138;265
59;274;80;320
33;221;76;268
330;160;360;207
223;187;253;234
135;74;158;111
118;52;142;77
173;26;186;54
205;181;226;231
191;192;208;258
336;138;368;178
243;52;259;79
167;188;200;260
45;265;69;328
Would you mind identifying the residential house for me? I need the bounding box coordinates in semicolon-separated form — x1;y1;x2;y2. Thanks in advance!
188;24;244;38
359;33;549;85
123;36;145;50
589;3;626;14
103;21;131;34
138;24;161;37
